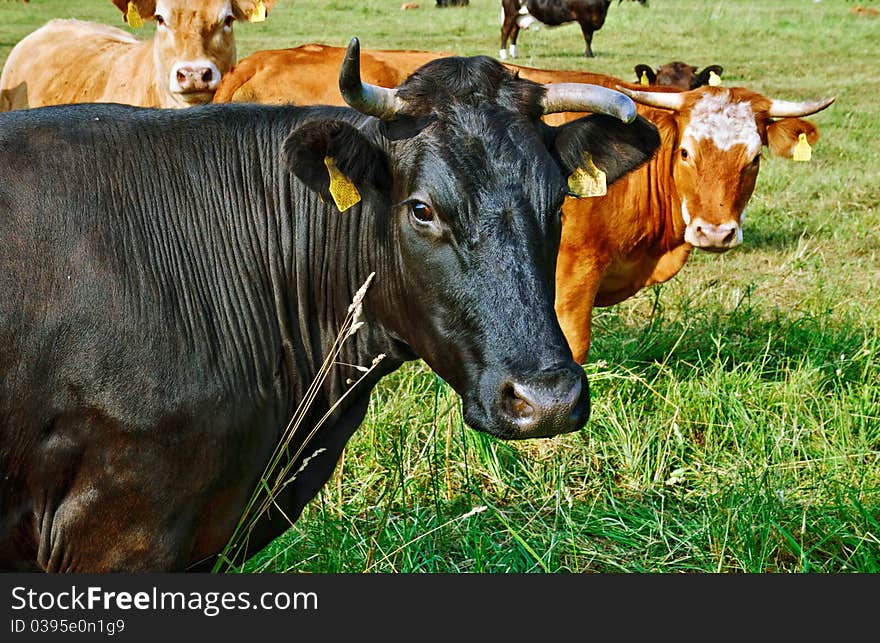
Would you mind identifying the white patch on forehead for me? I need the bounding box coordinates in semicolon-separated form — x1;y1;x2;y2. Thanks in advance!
684;91;762;157
681;198;691;225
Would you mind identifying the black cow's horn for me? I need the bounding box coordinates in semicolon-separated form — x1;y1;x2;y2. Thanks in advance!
339;37;406;120
542;83;638;123
768;96;836;118
615;85;686;112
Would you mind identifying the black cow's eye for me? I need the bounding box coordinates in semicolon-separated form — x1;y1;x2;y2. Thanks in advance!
410;202;434;223
155;14;166;26
224;15;234;28
680;148;689;160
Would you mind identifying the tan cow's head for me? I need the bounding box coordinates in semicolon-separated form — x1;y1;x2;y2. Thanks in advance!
112;0;275;105
619;85;834;252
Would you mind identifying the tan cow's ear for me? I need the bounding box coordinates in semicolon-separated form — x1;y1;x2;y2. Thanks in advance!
766;117;819;160
232;0;276;22
111;0;157;23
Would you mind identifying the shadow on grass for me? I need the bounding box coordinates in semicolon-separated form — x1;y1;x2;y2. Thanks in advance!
589;287;876;389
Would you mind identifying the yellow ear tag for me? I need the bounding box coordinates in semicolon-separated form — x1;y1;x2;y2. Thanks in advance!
324;156;361;212
640;70;649;86
568;153;607;198
126;1;144;28
248;0;267;22
792;132;812;162
708;70;722;86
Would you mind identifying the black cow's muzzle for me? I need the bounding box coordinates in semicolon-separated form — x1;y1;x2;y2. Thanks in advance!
465;366;590;440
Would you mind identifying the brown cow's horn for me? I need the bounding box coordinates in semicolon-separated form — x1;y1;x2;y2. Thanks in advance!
542;83;637;123
615;85;686;112
339;37;405;120
767;96;836;118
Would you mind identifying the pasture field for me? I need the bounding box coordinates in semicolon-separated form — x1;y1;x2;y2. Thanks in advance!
1;0;878;572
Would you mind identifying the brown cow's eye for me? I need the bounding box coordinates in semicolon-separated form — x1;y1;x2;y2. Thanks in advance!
155;14;165;26
410;202;434;223
224;15;234;28
680;148;689;160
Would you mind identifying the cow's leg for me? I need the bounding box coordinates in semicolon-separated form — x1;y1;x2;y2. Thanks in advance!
578;21;596;57
500;13;518;60
509;24;520;58
33;496;195;572
22;411;212;572
218;394;373;569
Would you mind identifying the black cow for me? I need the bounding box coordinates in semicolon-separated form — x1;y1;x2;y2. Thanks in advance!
0;38;659;572
500;0;648;60
633;61;724;89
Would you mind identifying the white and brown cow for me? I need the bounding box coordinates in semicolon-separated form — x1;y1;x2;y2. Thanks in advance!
554;85;834;362
0;0;274;110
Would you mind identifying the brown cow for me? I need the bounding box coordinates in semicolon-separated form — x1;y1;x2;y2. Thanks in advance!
213;43;448;105
553;85;833;361
0;0;274;110
211;46;834;363
633;61;724;90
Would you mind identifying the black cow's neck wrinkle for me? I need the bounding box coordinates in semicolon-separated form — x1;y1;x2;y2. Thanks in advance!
84;106;404;430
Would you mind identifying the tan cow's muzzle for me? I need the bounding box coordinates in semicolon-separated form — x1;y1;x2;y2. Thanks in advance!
170;61;222;103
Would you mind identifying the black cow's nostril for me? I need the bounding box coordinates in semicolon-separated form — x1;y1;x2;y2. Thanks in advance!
201;69;213;83
501;382;536;420
722;226;738;245
498;371;588;438
177;69;188;83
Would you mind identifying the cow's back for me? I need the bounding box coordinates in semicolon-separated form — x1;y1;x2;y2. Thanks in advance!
214;45;448;106
0;19;155;110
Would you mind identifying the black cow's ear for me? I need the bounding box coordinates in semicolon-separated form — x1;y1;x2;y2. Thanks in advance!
634;64;656;85
282;119;392;212
695;65;723;88
553;114;660;196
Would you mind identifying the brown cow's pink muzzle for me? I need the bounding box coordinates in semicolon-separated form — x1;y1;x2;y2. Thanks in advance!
686;220;742;252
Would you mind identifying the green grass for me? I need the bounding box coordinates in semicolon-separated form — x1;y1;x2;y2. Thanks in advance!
2;0;878;572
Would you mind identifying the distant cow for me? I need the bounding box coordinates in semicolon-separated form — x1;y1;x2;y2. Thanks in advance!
0;39;659;571
0;0;274;110
633;61;724;89
500;0;647;59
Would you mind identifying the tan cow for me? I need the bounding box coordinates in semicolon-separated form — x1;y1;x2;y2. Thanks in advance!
211;45;834;363
0;0;275;110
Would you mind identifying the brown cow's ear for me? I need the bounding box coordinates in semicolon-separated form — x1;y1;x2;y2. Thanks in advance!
111;0;157;22
554;114;660;192
766;117;819;159
231;0;277;21
634;64;656;86
282;119;391;212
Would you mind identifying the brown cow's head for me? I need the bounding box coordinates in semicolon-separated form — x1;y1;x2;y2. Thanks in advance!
634;62;724;90
619;85;834;252
112;0;275;105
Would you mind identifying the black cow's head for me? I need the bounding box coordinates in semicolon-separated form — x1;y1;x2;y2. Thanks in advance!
284;38;659;440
